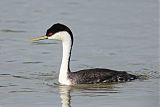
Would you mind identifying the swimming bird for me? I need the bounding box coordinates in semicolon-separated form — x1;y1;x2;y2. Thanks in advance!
32;23;137;85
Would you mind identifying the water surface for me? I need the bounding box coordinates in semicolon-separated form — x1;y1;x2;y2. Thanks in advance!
0;0;159;107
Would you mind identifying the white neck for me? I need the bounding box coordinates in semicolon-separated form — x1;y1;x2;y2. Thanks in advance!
58;32;72;85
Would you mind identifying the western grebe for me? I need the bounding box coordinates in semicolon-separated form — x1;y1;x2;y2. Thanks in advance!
32;23;137;85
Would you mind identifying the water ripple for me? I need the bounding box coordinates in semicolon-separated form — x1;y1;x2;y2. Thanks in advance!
22;61;43;64
9;90;36;93
0;74;11;76
0;85;7;88
12;75;31;79
0;29;26;33
6;60;17;63
32;42;57;45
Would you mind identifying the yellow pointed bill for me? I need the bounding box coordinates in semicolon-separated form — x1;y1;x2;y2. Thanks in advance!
32;36;48;41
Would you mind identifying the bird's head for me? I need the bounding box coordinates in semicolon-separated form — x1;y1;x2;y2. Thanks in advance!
32;23;73;42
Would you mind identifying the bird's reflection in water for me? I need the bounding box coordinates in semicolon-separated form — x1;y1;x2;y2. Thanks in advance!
58;83;119;107
59;85;72;107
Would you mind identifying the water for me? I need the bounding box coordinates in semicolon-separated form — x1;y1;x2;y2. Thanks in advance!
0;0;159;107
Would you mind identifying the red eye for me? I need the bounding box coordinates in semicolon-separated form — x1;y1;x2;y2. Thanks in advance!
48;32;53;36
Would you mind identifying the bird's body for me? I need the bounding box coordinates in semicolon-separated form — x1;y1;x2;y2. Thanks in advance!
32;23;137;85
68;68;137;84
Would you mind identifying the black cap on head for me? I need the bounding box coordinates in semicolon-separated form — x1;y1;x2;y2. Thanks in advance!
46;23;73;39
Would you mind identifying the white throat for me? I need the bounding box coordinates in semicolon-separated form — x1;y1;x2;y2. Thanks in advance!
58;32;72;85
